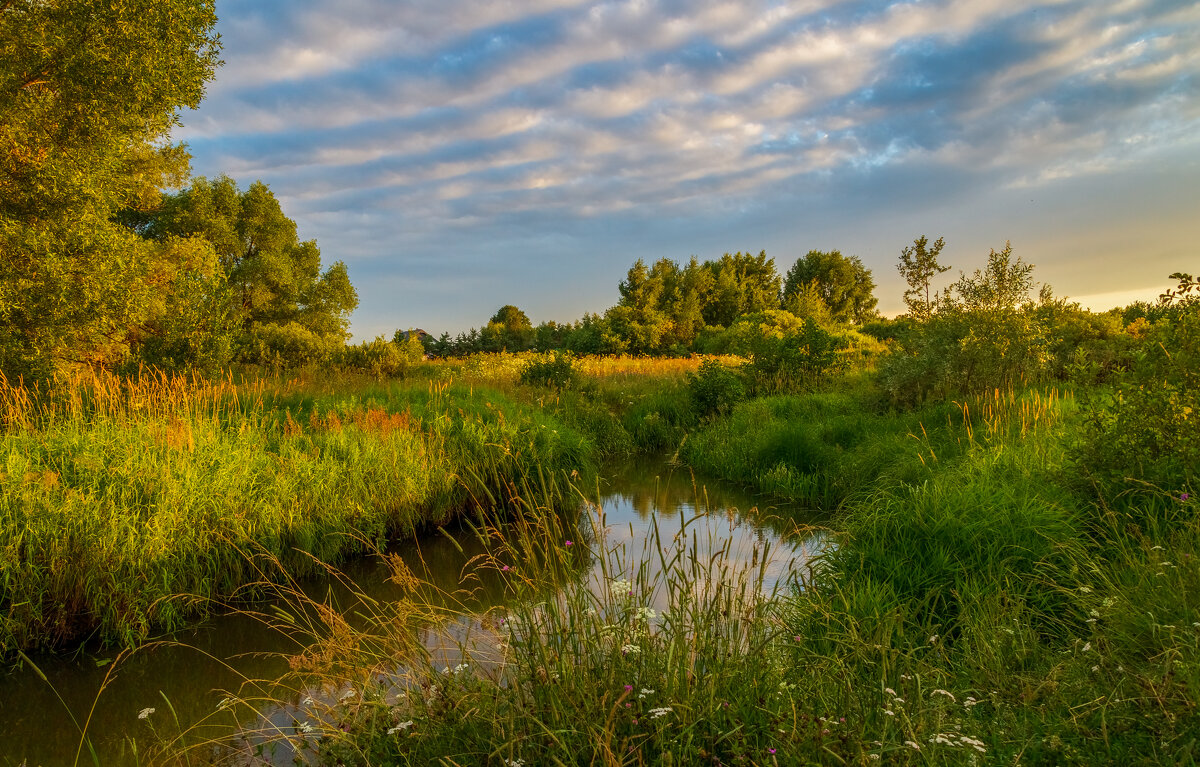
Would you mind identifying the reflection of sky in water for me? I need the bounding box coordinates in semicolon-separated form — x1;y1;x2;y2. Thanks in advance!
0;459;825;766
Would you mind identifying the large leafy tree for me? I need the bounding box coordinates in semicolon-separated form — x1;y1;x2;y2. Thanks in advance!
0;0;220;378
782;250;877;325
145;176;359;350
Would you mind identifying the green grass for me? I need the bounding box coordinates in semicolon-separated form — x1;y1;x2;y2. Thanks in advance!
0;370;610;654
186;372;1200;766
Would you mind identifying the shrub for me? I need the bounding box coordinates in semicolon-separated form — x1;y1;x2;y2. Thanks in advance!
686;358;745;418
746;317;847;393
519;351;581;390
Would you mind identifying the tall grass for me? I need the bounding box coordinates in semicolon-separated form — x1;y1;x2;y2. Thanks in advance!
167;471;841;766
0;369;601;654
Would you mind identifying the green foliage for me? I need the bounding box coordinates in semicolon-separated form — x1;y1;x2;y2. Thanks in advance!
897;234;950;320
1078;289;1200;496
746;317;847;393
241;322;343;368
335;335;425;379
881;242;1048;402
782;249;878;325
144;176;359;368
0;0;220;379
685;358;746;419
518;351;581;390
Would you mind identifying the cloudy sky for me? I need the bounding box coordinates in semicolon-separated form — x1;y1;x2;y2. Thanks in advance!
176;0;1200;339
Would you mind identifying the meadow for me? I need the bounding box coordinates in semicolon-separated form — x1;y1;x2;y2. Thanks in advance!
2;333;1198;766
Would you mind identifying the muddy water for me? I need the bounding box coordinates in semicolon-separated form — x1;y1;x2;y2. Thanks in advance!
0;459;822;766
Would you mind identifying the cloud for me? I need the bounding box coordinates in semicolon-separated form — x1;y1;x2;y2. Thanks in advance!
178;0;1200;336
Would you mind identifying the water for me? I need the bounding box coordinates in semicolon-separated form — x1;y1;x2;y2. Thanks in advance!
0;459;822;766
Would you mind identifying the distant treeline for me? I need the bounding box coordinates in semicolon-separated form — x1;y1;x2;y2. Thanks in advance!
418;249;878;358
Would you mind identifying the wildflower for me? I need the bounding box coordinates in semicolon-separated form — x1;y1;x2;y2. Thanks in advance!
884;709;895;716
905;741;920;750
565;540;573;547
959;735;987;753
624;684;634;692
1182;493;1190;501
611;578;633;595
639;688;655;698
1082;642;1091;652
649;706;673;718
868;755;880;761
621;644;642;654
504;759;525;767
636;606;656;622
884;687;896;696
339;688;357;702
137;707;155;720
928;634;939;644
502;565;511;572
931;689;956;702
297;721;315;734
794;635;802;642
387;720;415;735
768;747;777;754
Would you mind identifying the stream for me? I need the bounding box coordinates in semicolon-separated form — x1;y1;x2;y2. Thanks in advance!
0;458;824;766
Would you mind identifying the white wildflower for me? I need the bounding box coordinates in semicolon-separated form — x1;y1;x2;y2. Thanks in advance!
884;687;896;696
905;741;921;750
928;634;939;644
621;644;641;654
301;696;315;706
1079;585;1094;592
649;706;673;719
959;735;987;753
340;688;357;701
137;707;155;720
636;606;656;622
884;709;895;716
611;579;634;595
387;720;415;735
639;688;655;698
931;689;956;702
504;759;525;767
297;721;314;734
1082;642;1091;652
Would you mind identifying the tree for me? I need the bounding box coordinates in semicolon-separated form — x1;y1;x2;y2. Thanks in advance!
782;250;877;325
0;0;220;378
897;235;950;320
702;251;781;327
144;176;359;364
484;305;533;351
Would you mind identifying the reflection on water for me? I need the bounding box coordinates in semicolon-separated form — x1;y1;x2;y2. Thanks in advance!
0;459;823;767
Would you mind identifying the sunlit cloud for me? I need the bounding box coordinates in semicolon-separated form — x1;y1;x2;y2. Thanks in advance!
178;0;1200;338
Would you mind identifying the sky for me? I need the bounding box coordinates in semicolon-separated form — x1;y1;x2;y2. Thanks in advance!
175;0;1200;340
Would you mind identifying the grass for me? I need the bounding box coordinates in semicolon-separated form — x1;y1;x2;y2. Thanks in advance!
0;368;607;654
4;350;1199;765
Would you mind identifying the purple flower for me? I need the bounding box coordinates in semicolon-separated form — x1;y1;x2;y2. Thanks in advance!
565;540;574;547
768;748;777;754
794;635;802;642
1182;493;1190;501
501;565;510;572
624;685;633;692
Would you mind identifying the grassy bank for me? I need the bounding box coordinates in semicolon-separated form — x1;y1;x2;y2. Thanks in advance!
0;368;610;654
199;369;1200;766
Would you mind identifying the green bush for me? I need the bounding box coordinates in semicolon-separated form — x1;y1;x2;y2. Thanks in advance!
1078;304;1200;497
686;358;746;418
519;350;581;390
746;317;847;393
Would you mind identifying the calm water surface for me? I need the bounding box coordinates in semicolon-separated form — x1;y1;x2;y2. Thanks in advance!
0;459;823;766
